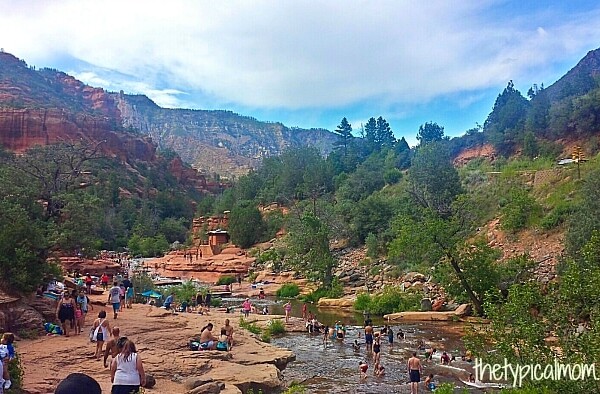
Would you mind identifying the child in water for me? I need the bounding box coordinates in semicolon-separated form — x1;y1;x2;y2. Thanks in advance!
424;374;436;391
359;360;368;380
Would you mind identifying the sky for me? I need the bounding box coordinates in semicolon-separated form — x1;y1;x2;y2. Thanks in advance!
2;1;600;145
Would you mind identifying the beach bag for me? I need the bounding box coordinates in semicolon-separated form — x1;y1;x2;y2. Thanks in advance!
189;340;200;351
89;326;97;342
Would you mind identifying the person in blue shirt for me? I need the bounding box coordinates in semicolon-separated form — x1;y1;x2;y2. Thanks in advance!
164;293;175;310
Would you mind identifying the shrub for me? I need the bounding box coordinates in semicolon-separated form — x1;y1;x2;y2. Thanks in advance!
540;202;575;230
216;275;236;286
7;353;24;390
353;286;421;315
366;233;379;259
276;283;300;298
247;270;258;283
501;187;542;232
266;319;286;335
210;297;222;307
283;383;307;394
260;331;271;343
239;318;262;335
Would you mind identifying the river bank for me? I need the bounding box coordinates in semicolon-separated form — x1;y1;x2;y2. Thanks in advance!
17;294;295;393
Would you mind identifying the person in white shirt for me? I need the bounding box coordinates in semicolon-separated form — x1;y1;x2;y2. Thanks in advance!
110;339;145;394
108;282;122;319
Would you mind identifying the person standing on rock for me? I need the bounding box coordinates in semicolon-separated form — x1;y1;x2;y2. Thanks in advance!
302;303;308;321
284;301;292;323
110;339;146;394
242;298;252;318
237;274;242;288
85;273;93;294
205;291;212;309
108;282;122;319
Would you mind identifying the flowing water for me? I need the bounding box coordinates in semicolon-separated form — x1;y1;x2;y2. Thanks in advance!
222;298;488;393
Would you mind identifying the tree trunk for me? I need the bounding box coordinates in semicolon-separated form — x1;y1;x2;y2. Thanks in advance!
448;254;484;316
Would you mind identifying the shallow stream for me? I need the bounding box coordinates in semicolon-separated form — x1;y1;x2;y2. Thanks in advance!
221;297;488;393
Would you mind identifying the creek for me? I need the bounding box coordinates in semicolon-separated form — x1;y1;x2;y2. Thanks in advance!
221;297;487;393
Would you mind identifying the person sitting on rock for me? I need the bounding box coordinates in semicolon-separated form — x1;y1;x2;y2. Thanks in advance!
221;319;234;350
199;323;217;350
441;351;451;365
216;329;229;351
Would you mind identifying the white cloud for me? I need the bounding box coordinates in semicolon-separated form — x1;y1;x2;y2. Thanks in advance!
2;1;600;111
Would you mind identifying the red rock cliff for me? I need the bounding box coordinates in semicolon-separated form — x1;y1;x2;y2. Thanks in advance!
0;108;156;162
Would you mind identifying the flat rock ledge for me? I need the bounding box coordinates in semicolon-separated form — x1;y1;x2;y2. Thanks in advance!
383;304;472;321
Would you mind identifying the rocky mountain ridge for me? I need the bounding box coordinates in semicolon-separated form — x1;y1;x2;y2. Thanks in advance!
0;51;338;178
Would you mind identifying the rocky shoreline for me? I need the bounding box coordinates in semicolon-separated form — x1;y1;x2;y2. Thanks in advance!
17;296;296;394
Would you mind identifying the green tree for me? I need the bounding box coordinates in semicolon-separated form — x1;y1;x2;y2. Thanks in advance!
408;142;462;218
228;203;265;248
521;130;539;158
416;121;445;145
375;116;396;148
333;117;353;156
286;212;336;287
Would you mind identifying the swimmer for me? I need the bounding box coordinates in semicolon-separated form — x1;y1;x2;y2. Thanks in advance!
353;339;360;351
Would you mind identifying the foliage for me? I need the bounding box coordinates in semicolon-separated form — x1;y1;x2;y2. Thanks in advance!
409;141;462;217
239;318;262;335
565;166;600;256
333;117;353;157
127;234;170;257
228;202;265;248
260;330;271;343
216;275;236;286
300;281;343;302
282;383;307;394
130;272;155;302
276;283;300;298
162;281;198;304
353;287;421;315
286;212;336;287
7;353;24;391
500;187;542;232
365;233;379;259
416;121;445;145
266;319;286;335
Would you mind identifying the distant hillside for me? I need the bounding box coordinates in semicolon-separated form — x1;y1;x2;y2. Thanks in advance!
0;51;337;177
114;93;337;177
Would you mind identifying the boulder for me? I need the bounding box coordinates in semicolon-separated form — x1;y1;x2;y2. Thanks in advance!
454;304;472;317
185;377;214;390
432;298;445;312
189;381;225;394
317;298;355;308
143;374;156;388
420;298;432;312
403;272;426;283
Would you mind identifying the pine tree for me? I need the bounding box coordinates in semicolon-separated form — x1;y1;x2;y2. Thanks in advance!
334;117;353;156
376;116;395;148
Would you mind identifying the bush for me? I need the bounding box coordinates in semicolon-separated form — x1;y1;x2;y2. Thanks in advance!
260;331;271;343
216;275;236;286
501;187;542;232
540;202;575;230
7;353;24;390
283;383;307;394
276;283;300;298
353;286;421;315
239;318;262;335
210;297;222;307
266;319;286;335
300;280;343;303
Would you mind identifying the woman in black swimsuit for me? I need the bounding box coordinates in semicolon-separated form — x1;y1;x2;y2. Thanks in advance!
56;292;76;337
373;334;381;364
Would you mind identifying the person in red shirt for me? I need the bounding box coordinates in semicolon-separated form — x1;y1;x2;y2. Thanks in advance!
101;273;109;290
85;274;93;294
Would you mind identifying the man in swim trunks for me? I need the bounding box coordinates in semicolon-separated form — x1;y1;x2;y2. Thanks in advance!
408;352;422;394
108;282;121;319
364;323;374;352
103;327;121;368
199;323;217;350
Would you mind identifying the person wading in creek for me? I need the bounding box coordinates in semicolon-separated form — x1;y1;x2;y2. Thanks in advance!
407;352;423;394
